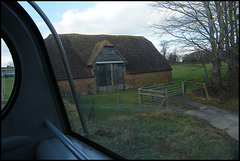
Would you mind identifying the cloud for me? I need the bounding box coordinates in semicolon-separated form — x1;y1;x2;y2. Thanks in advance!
53;2;158;36
40;1;171;53
1;39;13;67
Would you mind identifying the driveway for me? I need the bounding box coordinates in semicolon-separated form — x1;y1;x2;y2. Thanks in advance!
171;96;239;141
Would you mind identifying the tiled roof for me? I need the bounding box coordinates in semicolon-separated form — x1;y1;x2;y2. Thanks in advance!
44;34;172;80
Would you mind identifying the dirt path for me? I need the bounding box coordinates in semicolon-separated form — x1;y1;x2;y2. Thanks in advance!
171;96;239;141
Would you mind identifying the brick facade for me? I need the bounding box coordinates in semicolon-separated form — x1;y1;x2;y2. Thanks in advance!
58;70;172;94
58;77;96;95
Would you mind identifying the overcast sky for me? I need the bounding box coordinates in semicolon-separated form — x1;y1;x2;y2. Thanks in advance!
1;1;173;67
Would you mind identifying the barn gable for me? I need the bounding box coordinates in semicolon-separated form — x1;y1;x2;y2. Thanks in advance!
87;40;127;66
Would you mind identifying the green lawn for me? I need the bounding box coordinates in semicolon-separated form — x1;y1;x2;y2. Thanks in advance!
62;63;238;160
170;63;238;112
1;77;15;109
63;87;238;160
171;63;228;82
1;63;238;159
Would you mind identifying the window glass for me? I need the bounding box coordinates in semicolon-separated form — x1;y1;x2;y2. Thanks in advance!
58;80;85;135
1;38;15;110
20;2;238;160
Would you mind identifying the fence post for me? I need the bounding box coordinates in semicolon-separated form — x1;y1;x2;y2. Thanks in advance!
92;97;94;123
151;91;154;106
182;81;185;95
88;97;95;123
118;93;121;116
200;85;204;98
138;88;142;104
165;90;168;109
203;83;210;100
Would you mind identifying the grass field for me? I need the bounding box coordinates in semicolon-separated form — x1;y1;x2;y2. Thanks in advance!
171;63;238;113
1;77;15;108
1;63;238;159
171;63;228;82
63;88;238;159
62;63;238;159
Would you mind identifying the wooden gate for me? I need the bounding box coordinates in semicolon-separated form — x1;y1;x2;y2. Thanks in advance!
138;80;184;105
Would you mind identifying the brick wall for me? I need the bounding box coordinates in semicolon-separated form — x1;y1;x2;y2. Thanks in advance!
58;77;96;95
57;71;172;94
124;71;172;89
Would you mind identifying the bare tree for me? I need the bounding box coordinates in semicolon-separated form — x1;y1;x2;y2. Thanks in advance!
167;48;180;64
222;1;239;87
150;1;239;92
160;40;169;59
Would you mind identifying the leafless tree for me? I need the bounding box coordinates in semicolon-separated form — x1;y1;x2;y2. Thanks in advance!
160;40;169;59
150;1;239;92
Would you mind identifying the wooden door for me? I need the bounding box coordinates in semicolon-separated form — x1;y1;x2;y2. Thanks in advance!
96;63;125;93
96;64;111;87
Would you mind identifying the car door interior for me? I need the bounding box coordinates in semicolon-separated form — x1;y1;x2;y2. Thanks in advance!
1;1;125;160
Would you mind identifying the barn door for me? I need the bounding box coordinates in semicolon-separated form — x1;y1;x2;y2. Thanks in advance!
96;63;124;93
112;63;124;85
96;64;111;87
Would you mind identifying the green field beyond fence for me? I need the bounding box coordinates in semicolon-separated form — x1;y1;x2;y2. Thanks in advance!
171;63;228;82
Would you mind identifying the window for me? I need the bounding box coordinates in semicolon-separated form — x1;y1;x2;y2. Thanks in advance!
19;2;238;160
1;38;15;111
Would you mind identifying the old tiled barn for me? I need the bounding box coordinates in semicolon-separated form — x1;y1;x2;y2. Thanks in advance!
44;34;172;94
